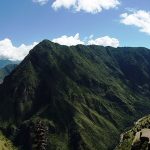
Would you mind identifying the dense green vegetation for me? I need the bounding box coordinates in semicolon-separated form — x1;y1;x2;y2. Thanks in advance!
0;40;150;149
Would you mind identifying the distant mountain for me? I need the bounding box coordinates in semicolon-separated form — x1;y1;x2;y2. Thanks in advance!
0;60;18;68
0;40;150;150
0;64;17;83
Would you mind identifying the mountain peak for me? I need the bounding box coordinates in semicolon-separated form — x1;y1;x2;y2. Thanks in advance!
0;43;150;149
40;39;54;45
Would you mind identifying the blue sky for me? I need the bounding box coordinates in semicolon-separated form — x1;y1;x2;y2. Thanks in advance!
0;0;150;61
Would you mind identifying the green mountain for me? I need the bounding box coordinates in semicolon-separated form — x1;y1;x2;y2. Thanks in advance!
0;40;150;150
0;64;17;83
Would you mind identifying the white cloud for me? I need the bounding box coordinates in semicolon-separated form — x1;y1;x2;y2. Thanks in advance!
52;33;84;46
52;0;76;9
88;36;119;48
32;0;49;5
120;10;150;35
0;39;38;61
52;33;119;47
52;0;120;14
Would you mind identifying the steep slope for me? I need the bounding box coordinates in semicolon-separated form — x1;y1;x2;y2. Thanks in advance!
0;64;17;82
0;40;150;150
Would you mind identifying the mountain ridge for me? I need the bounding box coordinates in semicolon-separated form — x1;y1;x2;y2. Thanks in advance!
0;40;150;149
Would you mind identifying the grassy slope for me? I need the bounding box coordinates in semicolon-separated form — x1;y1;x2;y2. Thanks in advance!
0;132;17;150
0;41;150;149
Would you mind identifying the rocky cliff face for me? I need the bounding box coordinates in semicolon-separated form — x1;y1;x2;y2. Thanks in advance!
0;40;150;149
116;115;150;150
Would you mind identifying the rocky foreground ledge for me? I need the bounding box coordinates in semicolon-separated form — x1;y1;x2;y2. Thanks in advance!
116;115;150;150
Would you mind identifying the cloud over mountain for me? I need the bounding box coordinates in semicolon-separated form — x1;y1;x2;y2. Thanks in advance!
52;0;120;14
0;39;38;61
120;10;150;35
88;36;119;48
0;35;119;61
52;33;84;46
52;33;119;47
